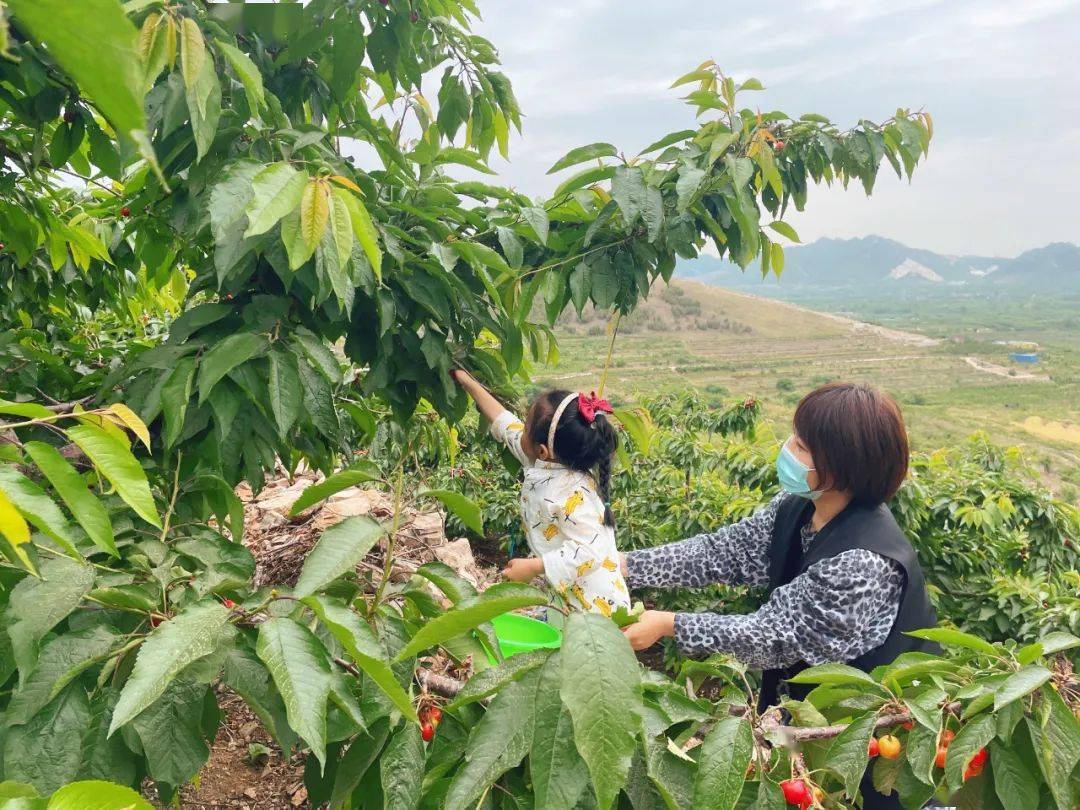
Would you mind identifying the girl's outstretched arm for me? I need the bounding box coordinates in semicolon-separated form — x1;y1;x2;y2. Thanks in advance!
450;369;505;423
621;494;786;589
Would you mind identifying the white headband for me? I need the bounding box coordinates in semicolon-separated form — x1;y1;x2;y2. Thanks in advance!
547;392;579;456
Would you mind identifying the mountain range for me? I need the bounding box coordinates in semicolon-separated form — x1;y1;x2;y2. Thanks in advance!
678;236;1080;295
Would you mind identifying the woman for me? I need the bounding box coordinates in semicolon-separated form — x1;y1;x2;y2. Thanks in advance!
621;382;938;810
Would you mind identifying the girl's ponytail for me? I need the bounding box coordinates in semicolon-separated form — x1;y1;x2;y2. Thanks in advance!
592;413;617;528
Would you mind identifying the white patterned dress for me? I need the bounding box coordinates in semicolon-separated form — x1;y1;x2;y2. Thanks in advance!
490;410;630;616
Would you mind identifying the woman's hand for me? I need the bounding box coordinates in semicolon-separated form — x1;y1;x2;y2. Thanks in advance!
622;610;676;650
502;557;544;583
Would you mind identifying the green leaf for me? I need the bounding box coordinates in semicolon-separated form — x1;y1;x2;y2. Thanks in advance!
569;261;591;315
393;582;548;662
522;206;550;245
692;715;754;810
417;489;483;535
196;333;266;404
590;256;618;310
553;165;616;198
47;780;153;810
446;668;542;807
256;617;333;769
179;16;205;90
611;165;648;225
0;465;81;558
6;625;119;725
560;612;642;810
24;441;115;557
6;556;95;679
906;627;998;657
905;723;938;786
328;188;354;268
766;220;801;242
244;163;308;237
268;349;302;439
380;727;425;810
786;663;889;693
131;679;211;786
638;129;696;154
1025;687;1080;810
904;686;947;731
0;400;53;419
216;38;265;112
185;36;220;161
65;423;160;528
160;356;196;449
822;711;878;797
3;684;90;796
87;583;159;613
289;462;382;516
302;595;416;723
548;142;618;174
995;665;1052;712
446;648;552;711
990;740;1038;810
293;516;385;598
530;654;590;810
329;719;390;809
109;601;232;734
6;0;146;139
612;407;655;455
414;561;478;604
300;179;331;253
335;189;382;282
944;713;995;793
222;640;296;751
1027;631;1080;658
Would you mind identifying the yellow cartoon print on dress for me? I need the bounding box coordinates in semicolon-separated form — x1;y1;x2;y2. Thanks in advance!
613;577;627;593
570;584;591;611
507;422;525;431
542;523;559;540
592;597;612;617
576;559;594;578
601;557;618;572
562;491;585;517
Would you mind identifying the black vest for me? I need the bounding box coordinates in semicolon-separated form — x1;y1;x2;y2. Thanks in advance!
758;496;938;711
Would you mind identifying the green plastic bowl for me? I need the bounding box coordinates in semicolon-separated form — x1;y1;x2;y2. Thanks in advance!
489;613;562;660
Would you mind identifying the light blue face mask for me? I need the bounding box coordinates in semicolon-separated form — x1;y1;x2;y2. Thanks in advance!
776;439;822;500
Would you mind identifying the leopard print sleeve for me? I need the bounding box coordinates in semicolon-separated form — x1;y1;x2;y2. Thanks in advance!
624;494;785;590
672;549;905;669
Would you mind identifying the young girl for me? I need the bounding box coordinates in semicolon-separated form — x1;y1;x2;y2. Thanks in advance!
451;370;630;617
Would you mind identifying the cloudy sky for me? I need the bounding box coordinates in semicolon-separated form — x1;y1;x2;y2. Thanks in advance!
469;0;1080;258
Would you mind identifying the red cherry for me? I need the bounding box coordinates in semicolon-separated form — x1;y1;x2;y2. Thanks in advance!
0;243;5;250
420;722;435;742
149;614;164;628
963;761;983;781
868;737;880;757
427;706;442;726
968;748;988;768
934;747;947;769
774;140;786;150
901;720;914;730
409;10;419;21
780;779;810;808
222;598;236;608
120;206;132;218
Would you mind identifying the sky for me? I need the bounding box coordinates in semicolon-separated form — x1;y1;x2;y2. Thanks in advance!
467;0;1080;258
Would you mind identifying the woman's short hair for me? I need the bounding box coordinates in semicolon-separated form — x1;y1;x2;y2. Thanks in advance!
793;382;909;505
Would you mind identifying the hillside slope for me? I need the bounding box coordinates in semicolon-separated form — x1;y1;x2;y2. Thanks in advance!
544;280;1079;493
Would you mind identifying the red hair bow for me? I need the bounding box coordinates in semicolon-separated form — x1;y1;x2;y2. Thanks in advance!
577;391;612;424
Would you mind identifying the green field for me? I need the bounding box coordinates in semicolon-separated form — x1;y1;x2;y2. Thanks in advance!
536;281;1080;497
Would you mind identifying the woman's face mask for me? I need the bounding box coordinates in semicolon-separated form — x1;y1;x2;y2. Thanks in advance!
776;436;822;500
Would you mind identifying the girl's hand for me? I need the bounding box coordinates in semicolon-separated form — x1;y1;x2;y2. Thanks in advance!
622;610;676;650
502;557;544;583
450;369;478;388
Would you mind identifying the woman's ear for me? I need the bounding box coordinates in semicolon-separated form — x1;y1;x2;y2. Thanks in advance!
536;443;553;461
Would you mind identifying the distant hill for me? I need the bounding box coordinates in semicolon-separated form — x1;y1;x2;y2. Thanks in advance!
679;236;1080;296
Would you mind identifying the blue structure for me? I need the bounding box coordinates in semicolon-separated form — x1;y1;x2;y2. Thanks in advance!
1009;352;1039;364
